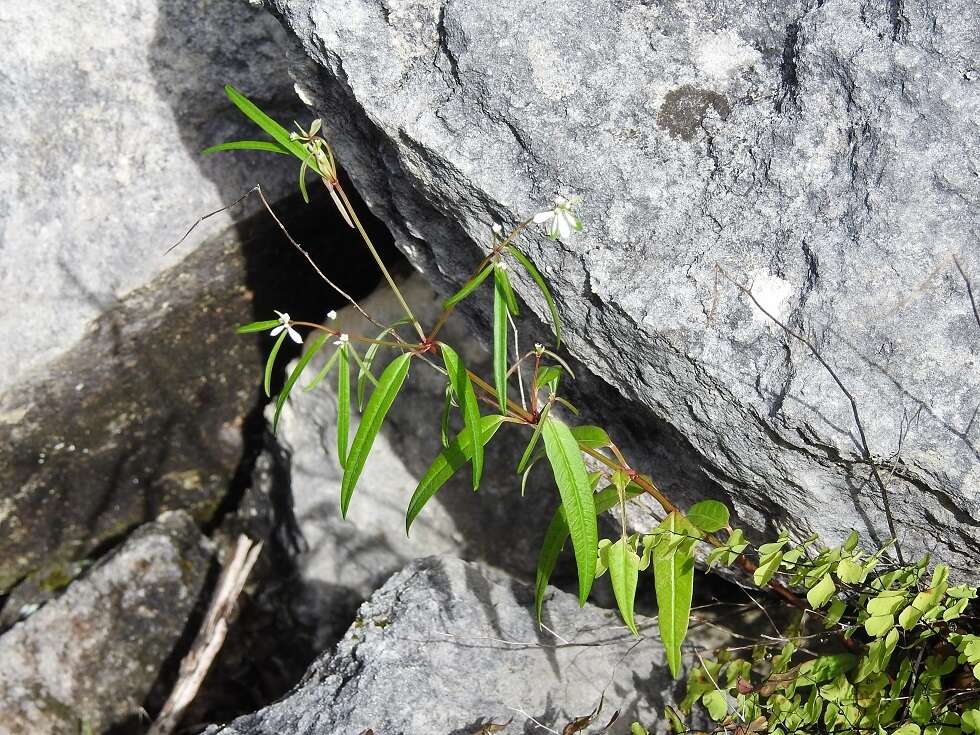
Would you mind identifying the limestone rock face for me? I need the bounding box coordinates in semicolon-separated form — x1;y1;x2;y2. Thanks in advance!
206;555;716;734
260;0;980;570
0;511;212;735
0;0;315;592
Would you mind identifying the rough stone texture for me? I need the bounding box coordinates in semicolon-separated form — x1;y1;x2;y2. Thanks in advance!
0;0;305;396
262;0;980;572
0;0;322;593
0;511;213;735
206;555;717;734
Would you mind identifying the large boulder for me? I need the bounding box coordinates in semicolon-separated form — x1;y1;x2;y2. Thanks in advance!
0;0;362;593
205;555;719;734
258;0;980;570
0;511;213;735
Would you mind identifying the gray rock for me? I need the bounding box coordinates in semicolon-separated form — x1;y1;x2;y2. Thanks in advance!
0;0;315;592
0;511;213;735
260;0;980;572
206;555;718;734
0;0;303;397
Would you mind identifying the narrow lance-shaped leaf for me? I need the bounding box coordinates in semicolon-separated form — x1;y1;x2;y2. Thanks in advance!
237;319;281;334
303;347;341;392
203;140;291;156
652;512;697;678
356;321;408;410
273;334;328;432
264;330;289;398
535;484;643;622
223;84;312;165
494;264;520;316
516;401;552;474
492;271;509;413
298;155;311;204
406;416;505;532
508;246;561;346
541;417;598;606
340;353;412;517
606;537;641;636
440;343;483;490
442;264;494;310
439;385;452;449
337;343;351;468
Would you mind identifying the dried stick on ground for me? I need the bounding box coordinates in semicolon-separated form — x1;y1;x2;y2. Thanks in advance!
148;534;263;735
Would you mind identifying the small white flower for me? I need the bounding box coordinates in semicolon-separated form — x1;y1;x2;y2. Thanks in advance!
334;333;350;346
326;310;338;321
270;310;303;344
532;195;583;240
492;223;503;235
496;261;509;271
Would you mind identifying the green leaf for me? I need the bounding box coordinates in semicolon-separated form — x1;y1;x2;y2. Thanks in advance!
806;573;836;609
298;155;311;204
202;140;291;156
493;270;509;413
442;264;494;310
237;319;281;334
516;402;552;474
607;537;641;635
303;347;341;392
273;334;328;432
508;246;561;345
337;344;351;469
541;417;598;606
687;500;730;533
264;330;289;398
534;484;643;622
340;353;411;518
535;365;562;391
836;557;867;584
406;415;505;532
440;343;483;490
570;425;611;448
494;264;520;316
223;84;311;164
439;385;452;449
357;322;408;410
653;512;697;678
701;690;728;721
753;549;783;587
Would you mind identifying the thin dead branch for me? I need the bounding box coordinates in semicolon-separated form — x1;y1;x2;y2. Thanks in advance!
148;534;263;735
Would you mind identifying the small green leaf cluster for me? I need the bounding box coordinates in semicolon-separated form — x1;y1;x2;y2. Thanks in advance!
643;529;980;735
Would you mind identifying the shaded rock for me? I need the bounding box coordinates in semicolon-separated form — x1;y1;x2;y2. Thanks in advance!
0;0;313;593
206;555;718;734
261;0;980;571
0;510;213;735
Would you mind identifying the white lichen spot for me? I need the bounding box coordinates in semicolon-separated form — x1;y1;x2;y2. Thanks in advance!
695;31;761;79
294;83;315;107
527;37;579;101
748;270;794;330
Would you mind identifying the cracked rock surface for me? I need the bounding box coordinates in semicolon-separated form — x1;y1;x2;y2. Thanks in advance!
261;0;980;571
0;511;212;735
206;555;714;734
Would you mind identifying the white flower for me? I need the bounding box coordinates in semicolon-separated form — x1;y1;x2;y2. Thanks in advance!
492;223;503;235
334;333;350;346
496;261;509;271
532;195;583;240
270;310;303;344
326;310;337;321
